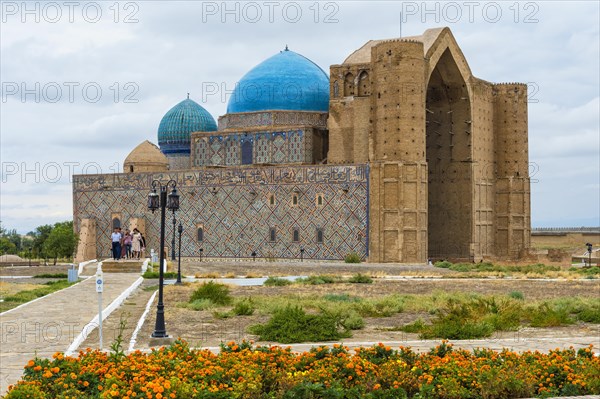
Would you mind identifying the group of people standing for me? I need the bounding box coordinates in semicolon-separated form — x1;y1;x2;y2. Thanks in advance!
111;227;146;260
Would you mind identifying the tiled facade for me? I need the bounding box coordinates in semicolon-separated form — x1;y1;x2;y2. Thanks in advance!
191;129;326;167
218;111;327;131
73;164;368;260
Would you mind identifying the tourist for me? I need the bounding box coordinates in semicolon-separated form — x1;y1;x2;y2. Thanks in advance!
111;227;122;260
132;228;142;259
123;229;133;259
140;232;147;258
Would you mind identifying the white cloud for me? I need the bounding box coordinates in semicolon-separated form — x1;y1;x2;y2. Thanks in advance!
1;1;599;232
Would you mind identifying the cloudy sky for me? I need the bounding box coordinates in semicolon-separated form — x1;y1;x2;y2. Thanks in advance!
1;1;598;233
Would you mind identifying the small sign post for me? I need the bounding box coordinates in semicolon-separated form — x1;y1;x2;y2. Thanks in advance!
96;271;104;350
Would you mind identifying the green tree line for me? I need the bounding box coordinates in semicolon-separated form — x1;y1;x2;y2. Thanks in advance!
0;221;78;264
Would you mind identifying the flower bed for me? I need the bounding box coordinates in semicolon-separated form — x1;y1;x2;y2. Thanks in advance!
6;341;599;399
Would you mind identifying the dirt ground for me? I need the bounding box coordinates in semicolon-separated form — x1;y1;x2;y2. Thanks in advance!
129;278;600;349
0;264;73;277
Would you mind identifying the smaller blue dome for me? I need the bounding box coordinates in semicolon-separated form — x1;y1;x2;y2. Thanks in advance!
227;49;329;114
158;98;217;155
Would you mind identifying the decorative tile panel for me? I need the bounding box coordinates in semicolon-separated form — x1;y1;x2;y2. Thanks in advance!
73;164;369;261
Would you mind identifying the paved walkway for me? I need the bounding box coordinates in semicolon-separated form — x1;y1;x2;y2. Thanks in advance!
0;269;141;393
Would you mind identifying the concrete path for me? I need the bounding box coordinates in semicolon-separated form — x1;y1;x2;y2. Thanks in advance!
0;269;141;394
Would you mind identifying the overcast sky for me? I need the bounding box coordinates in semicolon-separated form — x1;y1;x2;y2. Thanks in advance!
1;1;599;234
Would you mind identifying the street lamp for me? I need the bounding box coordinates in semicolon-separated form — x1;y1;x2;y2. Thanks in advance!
176;222;183;285
147;179;179;338
586;243;593;267
171;214;177;261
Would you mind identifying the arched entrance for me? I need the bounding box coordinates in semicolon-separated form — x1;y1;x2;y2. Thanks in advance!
426;49;473;260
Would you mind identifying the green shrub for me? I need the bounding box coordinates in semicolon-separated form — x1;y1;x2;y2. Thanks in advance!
508;291;524;300
233;298;255;316
189;281;232;305
344;252;362;263
348;273;373;284
529;303;573;327
142;270;180;279
414;297;522;339
264;276;292;286
434;260;453;268
342;311;365;330
576;266;600;276
400;318;427;334
296;275;337;285
4;383;48;399
248;305;351;343
323;293;361;302
185;299;215;311
212;310;232;319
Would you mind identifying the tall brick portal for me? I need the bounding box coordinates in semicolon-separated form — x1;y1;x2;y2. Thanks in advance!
328;27;530;262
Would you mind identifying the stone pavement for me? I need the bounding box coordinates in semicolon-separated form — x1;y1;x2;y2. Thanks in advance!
0;269;141;394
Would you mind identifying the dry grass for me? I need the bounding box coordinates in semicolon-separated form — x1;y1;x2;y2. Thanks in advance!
195;272;221;279
0;281;46;297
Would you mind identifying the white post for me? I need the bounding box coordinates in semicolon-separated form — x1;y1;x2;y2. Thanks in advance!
95;271;104;350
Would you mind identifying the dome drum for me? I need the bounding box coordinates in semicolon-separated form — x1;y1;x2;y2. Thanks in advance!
157;98;217;156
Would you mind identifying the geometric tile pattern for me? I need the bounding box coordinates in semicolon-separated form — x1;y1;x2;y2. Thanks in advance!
192;129;312;167
73;164;369;260
218;110;327;131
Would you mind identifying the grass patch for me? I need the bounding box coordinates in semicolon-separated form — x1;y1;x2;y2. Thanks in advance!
296;275;340;285
571;266;600;277
142;270;181;279
232;298;255;316
189;281;232;305
434;261;565;276
355;295;405;317
348;273;373;284
32;273;68;279
248;305;352;343
323;293;361;302
1;280;74;312
344;252;362;263
264;276;292;286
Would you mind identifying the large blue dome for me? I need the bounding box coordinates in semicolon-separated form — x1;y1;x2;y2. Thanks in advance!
158;98;217;155
227;49;329;114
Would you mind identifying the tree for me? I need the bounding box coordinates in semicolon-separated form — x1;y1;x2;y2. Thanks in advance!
43;221;78;265
0;236;17;255
31;224;53;260
0;223;17;255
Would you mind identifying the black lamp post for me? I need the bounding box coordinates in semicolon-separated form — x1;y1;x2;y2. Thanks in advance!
147;179;179;338
176;222;183;285
300;247;305;262
586;243;593;267
171;214;177;261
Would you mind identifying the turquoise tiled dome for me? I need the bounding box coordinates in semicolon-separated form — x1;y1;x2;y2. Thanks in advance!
227;48;329;114
158;98;217;155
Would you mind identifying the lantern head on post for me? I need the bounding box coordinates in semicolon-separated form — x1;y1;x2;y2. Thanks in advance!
147;186;160;213
167;186;180;212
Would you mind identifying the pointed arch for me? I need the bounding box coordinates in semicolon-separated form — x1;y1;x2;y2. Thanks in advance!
343;72;355;96
357;70;370;97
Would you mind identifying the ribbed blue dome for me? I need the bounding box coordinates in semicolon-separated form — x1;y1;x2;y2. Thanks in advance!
227;49;329;114
158;98;217;155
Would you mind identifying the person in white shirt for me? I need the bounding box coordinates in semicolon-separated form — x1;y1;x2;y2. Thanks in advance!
111;228;122;260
